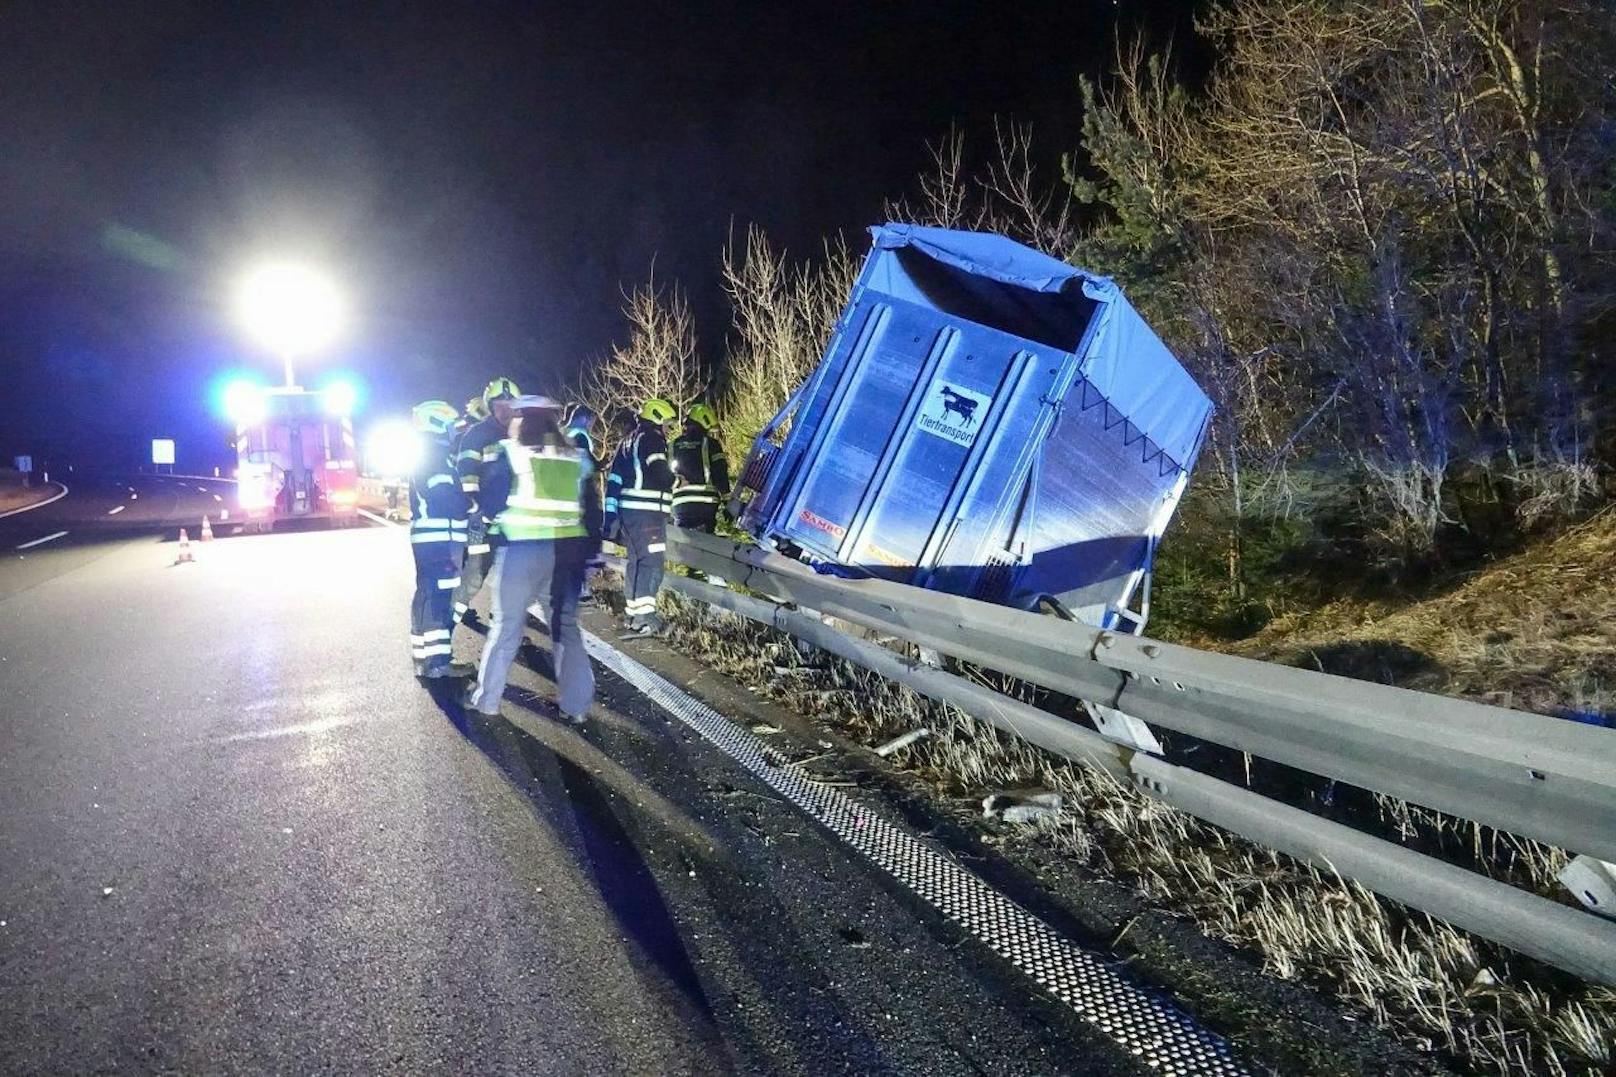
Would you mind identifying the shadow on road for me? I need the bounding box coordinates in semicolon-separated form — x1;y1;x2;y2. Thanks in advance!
419;675;717;1028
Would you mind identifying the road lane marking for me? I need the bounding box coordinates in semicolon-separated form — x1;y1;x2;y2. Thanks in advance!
0;482;68;519
217;715;364;742
213;494;223;502
197;486;207;492
578;632;1248;1076
15;530;68;550
129;492;137;500
107;505;126;515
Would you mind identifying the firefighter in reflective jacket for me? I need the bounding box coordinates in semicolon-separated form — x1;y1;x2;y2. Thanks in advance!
453;376;520;628
453;394;489;443
605;396;676;636
408;401;472;678
565;404;604;603
669;403;730;533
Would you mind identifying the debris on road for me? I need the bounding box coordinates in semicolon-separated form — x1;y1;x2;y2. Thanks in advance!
981;791;1063;823
873;728;932;757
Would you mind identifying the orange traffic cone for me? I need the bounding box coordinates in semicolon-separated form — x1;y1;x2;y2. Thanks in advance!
200;515;214;541
175;528;194;564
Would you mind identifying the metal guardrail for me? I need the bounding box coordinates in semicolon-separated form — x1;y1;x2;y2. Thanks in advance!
660;526;1616;985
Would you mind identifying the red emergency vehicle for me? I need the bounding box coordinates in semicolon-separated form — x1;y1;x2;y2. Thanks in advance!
231;385;360;529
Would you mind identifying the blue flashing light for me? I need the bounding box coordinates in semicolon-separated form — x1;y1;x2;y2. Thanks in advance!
320;377;361;417
221;378;268;426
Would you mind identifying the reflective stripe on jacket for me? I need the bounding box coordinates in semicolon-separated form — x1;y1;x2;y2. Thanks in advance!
453;415;506;499
409;434;471;544
605;421;673;517
670;428;730;508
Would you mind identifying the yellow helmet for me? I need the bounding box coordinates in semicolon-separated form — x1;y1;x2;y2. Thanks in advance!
483;376;520;408
686;402;719;431
465;395;490;421
412;400;459;436
640;396;677;424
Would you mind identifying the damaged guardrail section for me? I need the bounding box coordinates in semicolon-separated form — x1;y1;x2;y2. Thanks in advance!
660;526;1616;987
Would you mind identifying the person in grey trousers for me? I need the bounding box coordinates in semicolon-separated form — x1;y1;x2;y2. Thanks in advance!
463;395;601;724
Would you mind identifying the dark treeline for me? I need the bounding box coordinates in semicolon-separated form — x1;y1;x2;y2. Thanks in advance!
588;0;1616;640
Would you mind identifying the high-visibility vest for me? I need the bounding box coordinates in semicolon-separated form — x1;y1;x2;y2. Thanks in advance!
497;439;588;542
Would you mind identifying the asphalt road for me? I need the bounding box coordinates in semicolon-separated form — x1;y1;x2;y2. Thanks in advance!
0;500;1217;1074
0;470;238;604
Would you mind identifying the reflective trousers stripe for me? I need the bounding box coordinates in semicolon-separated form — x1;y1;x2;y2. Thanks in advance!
427;473;455;487
413;628;451;643
625;597;658;613
647;542;666;553
466;543;492;555
412;532;467;544
437;576;461;589
412;642;453;658
618;499;666;512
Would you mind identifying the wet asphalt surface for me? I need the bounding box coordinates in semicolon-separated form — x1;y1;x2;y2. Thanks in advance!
0;486;1204;1074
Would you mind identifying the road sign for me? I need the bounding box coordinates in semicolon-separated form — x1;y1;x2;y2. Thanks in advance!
14;455;32;473
151;439;175;466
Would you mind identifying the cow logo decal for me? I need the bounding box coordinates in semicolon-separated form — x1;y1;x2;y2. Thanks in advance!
916;382;992;447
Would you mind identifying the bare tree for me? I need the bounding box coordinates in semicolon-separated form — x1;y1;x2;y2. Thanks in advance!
720;225;858;462
576;272;705;443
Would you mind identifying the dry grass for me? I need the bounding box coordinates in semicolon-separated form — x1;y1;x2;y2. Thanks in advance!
1237;508;1616;718
651;589;1616;1076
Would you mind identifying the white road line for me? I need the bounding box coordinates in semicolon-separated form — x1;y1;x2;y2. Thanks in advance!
358;508;398;527
0;483;68;519
107;505;125;515
197;486;207;492
580;632;1247;1075
213;494;223;502
15;530;68;550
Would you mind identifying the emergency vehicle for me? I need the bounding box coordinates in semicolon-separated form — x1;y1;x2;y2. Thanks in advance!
227;383;360;530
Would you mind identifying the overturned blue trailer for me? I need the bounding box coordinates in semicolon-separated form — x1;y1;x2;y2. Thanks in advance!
733;223;1212;632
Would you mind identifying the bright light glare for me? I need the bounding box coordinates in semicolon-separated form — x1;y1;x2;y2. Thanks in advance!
237;464;274;509
366;420;420;479
322;379;359;416
224;380;267;426
235;262;344;357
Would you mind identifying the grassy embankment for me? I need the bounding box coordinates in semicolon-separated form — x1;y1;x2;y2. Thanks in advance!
639;511;1616;1075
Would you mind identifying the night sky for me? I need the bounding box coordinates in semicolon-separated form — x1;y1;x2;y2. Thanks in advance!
0;1;1199;470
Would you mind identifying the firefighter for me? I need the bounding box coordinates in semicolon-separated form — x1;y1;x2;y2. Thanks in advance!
604;396;676;636
464;395;598;723
669;402;730;533
454;394;489;442
563;403;598;461
564;404;604;604
453;376;520;629
407;401;472;678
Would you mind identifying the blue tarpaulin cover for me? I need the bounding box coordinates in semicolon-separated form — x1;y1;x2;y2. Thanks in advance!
865;223;1211;471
